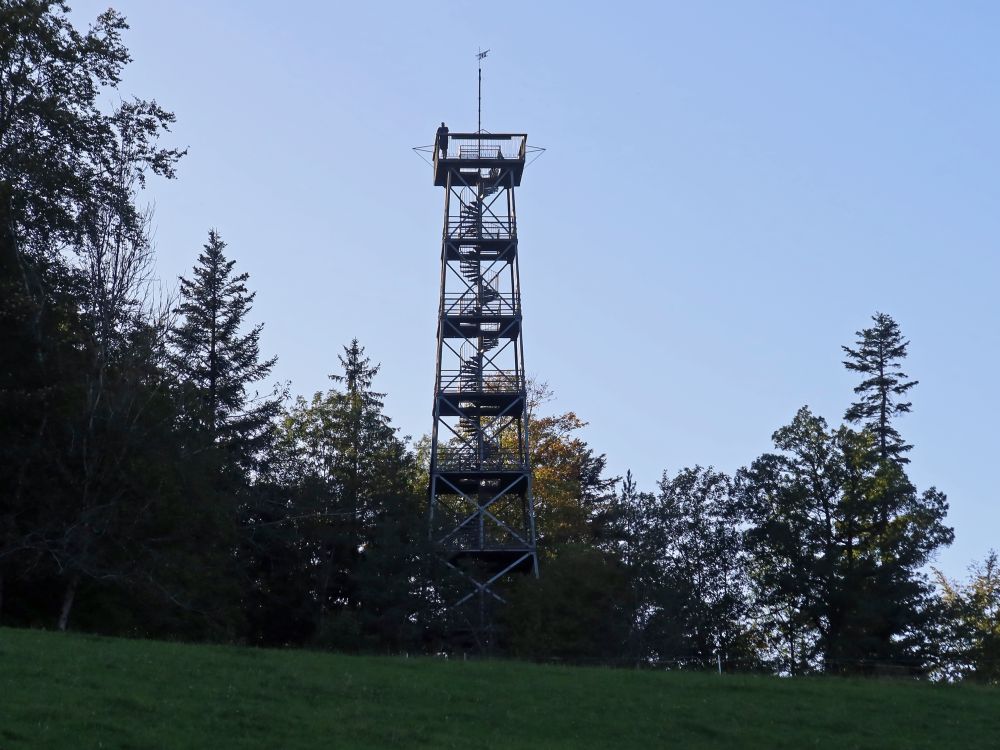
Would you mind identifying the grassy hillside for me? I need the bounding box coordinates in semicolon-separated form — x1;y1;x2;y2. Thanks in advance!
0;627;997;749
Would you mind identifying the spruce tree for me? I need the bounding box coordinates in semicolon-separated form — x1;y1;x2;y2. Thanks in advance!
168;230;280;468
842;312;918;463
269;340;427;649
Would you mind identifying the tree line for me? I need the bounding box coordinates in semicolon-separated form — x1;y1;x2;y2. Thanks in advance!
1;2;996;682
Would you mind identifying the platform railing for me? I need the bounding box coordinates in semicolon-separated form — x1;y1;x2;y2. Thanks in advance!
443;293;519;317
435;134;526;162
439;369;523;394
436;523;534;552
446;218;515;241
436;449;526;471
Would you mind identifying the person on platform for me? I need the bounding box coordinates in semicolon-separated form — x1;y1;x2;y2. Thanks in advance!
436;122;449;159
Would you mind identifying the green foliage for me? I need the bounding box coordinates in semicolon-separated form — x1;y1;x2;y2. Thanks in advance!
248;341;430;650
842;312;918;463
0;0;196;634
738;407;953;673
523;382;617;550
0;1;183;254
604;468;759;668
934;552;1000;684
168;229;281;470
502;545;631;661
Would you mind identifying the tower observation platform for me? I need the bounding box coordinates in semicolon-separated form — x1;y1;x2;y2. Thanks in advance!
433;133;527;187
427;131;538;644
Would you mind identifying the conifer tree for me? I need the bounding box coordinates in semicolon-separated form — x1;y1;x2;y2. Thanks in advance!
168;230;280;469
270;340;427;648
842;312;918;463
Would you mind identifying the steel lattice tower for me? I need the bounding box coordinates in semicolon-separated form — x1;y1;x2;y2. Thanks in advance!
427;131;538;641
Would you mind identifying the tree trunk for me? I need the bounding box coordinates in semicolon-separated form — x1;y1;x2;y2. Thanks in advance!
316;546;335;634
878;354;888;458
789;628;796;676
57;573;80;631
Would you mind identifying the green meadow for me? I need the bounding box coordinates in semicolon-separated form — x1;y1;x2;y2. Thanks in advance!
1;627;997;749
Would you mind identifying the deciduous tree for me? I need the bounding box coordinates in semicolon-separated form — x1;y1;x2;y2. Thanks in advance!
738;407;953;673
933;551;1000;684
601;467;756;668
0;1;183;254
524;382;617;550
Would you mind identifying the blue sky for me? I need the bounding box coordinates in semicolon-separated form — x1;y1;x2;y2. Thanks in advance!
71;1;998;578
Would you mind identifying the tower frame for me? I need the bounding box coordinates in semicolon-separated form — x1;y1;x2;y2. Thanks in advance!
427;132;538;640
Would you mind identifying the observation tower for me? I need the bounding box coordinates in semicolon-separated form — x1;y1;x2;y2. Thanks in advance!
426;131;539;642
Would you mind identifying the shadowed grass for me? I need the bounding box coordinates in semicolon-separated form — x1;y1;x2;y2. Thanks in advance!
1;626;997;749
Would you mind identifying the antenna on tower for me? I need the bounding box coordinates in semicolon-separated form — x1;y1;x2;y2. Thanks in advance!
477;48;489;134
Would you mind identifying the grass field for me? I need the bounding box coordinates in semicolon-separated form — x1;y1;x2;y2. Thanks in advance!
1;627;997;749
